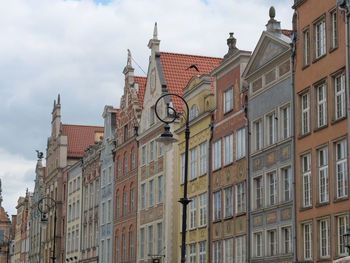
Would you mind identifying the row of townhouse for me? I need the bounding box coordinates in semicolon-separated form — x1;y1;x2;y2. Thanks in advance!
15;1;350;263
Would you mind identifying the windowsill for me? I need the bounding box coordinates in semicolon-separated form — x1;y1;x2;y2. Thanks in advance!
199;172;207;178
236;156;245;162
223;162;233;168
317;257;331;262
333;196;349;203
198;225;207;229
313;123;328;133
331;115;347;125
189;177;198;182
223;109;233;116
223;215;233;220
312;53;326;64
213;219;221;224
299;205;313;212
298;131;311;140
329;46;338;54
315;201;329;208
212;167;221;173
302;63;310;71
235;211;246;217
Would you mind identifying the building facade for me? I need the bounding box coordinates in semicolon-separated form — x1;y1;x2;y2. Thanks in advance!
113;51;145;263
293;0;350;261
209;34;250;263
0;181;12;263
243;8;294;262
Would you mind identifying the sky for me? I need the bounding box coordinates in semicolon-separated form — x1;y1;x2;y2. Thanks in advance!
0;0;294;216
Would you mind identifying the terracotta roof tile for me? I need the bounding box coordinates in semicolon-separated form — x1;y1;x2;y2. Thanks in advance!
62;124;104;158
134;76;147;109
159;52;221;111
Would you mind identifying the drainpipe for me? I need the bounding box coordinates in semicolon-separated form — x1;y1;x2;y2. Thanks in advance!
243;100;250;263
291;31;297;263
207;119;214;263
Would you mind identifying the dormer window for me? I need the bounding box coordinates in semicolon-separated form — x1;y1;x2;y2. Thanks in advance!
224;88;233;114
189;104;198;121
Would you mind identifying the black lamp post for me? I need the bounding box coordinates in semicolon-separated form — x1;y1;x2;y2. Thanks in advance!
38;196;57;263
343;228;350;255
154;93;190;263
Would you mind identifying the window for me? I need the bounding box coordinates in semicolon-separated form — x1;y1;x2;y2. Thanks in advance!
115;236;119;263
158;175;163;203
337;215;348;256
140;228;145;259
314;18;326;59
319;219;330;258
157;223;162;254
235;236;246;263
148;225;153;255
318;148;329;203
158;142;163;157
213;191;221;221
267;112;277;145
122;233;126;262
281;105;290;139
149;180;154;206
102;202;106;224
180;153;185;184
254;119;263;151
108;199;111;222
212;240;221;263
189;196;197;229
224;88;233;113
101;240;105;263
76;200;80;218
336;140;348;198
129;189;134;212
224;187;233;218
268;172;277;206
223;238;233;263
117;160;121;178
199;142;207;175
102;170;106;186
302;154;312;207
190;147;197;180
282;167;291;202
316;83;327;127
150;106;155;125
282;227;292;254
106;239;110;263
150;141;154;161
198;241;206;263
254;176;263;209
330;9;338;50
198;193;207;227
189;243;196;263
116;195;120;218
124;125;128;141
67;232;71;253
236;182;246;214
224;134;233;165
302;28;310;66
236;128;245;159
123;192;127;216
301;92;310;134
268;230;277;256
254;232;262;257
131;152;136;169
141;184;145;209
129;231;134;260
213;140;221;170
142;146;146;165
189;104;198;120
335;73;346;120
124;156;128;175
108;166;112;184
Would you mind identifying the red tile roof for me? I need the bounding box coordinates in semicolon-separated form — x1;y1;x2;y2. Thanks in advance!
282;29;292;37
135;76;147;109
159;52;222;111
62;124;104;158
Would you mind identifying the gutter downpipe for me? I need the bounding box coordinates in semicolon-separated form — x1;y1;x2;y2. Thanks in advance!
207;119;214;263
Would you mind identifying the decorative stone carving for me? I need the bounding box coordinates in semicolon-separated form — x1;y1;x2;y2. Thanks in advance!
253;215;263;226
266;212;277;224
266;151;276;167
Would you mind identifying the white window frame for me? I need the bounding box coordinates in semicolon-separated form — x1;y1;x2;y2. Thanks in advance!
198;241;206;263
315;19;326;58
302;154;312;207
235;235;246;263
140;228;145;259
319;219;330;258
223;238;233;263
141;184;145;210
281;105;290;140
282;226;292;254
150;141;154;161
266;112;277;145
303;28;310;66
254;232;262;257
224;88;233;114
235;182;246;214
254;176;263;209
212;240;221;263
199;142;207;176
336;140;348;199
142;145;146;165
282;167;291;202
267;229;277;256
254;119;263;151
213;191;221;221
337;215;349;256
236;128;245;159
301;92;310;134
318;147;329;203
190;147;197;180
330;9;338;49
180;153;185;184
189;196;197;229
198;192;207;227
224;187;233;218
213;140;221;170
189;243;196;263
316;83;327;128
149;179;154;207
158;175;163;203
268;171;277;206
224;134;233;165
335;73;346;120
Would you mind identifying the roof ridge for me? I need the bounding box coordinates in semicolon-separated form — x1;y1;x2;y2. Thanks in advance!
62;124;103;129
160;51;222;60
134;76;147;79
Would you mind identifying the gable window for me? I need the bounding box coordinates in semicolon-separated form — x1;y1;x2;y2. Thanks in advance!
314;18;326;59
190;147;197;180
213;140;221;170
189;104;198;121
334;73;346;120
224;88;233;113
281;105;290;139
254;119;263;151
330;9;338;50
224;134;233;165
335;140;348;199
236;128;245;159
150;106;155;125
199;142;207;175
302;154;312;207
316;83;327;128
318;147;329;203
267;112;277;145
302;28;310;67
301;92;310;135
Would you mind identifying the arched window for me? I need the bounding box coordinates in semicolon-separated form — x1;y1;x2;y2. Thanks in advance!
189;104;198;120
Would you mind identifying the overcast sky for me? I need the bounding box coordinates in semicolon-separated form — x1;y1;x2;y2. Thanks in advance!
0;0;293;216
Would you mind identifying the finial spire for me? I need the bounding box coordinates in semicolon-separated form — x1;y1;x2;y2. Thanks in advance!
223;32;238;60
269;6;276;20
57;94;60;105
266;6;281;33
127;49;132;67
153;22;158;40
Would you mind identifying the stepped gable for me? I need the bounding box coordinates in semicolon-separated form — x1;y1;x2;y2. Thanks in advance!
159;52;221;111
134;76;147;108
62;124;104;158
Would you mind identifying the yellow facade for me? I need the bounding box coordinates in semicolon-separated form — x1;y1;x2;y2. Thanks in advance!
174;75;214;262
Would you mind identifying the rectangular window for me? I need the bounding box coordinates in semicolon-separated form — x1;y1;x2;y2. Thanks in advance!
254;119;263;151
198;241;206;263
337;215;349;256
213;140;221;170
199;142;207;175
131;152;135;169
236;128;245;159
141;184;145;209
213;191;221;221
140;228;145;259
142;145;146;165
224;134;233;165
102;202;106;224
124;156;128;175
268;172;277;205
150;141;154;161
319;219;330;258
122;233;126;262
115;236;119;263
189;196;197;229
157;223;162;254
224;187;233;218
235;236;246;263
116;196;120;218
267;112;277;145
198;193;207;227
254;232;262;257
130;189;134;212
129;231;134;260
268;230;277;256
189;243;196;263
303;29;310;66
180;153;185;184
213;240;222;263
335;73;346;120
282;227;292;254
117;160;121;178
336;140;348;198
330;10;338;49
236;182;246;214
223;238;233;263
301;92;310;134
254;176;263;209
150;106;155;125
107;199;111;222
302;154;312;207
316;83;327;127
108;166;112;184
101;240;104;263
158;175;163;203
282;167;291;202
148;225;153;255
124;125;128;141
190;147;197;180
318;148;329;203
315;19;326;58
106;238;110;263
123;192;127;216
102;169;106;186
281;105;290;139
224;88;233;113
149;180;154;206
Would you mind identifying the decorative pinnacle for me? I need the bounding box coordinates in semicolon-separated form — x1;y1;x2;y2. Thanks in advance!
269;6;276;20
127;49;132;67
227;32;237;51
153;22;158;40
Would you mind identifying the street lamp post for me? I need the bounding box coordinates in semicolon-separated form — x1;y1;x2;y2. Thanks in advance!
154;93;190;263
38;196;57;263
